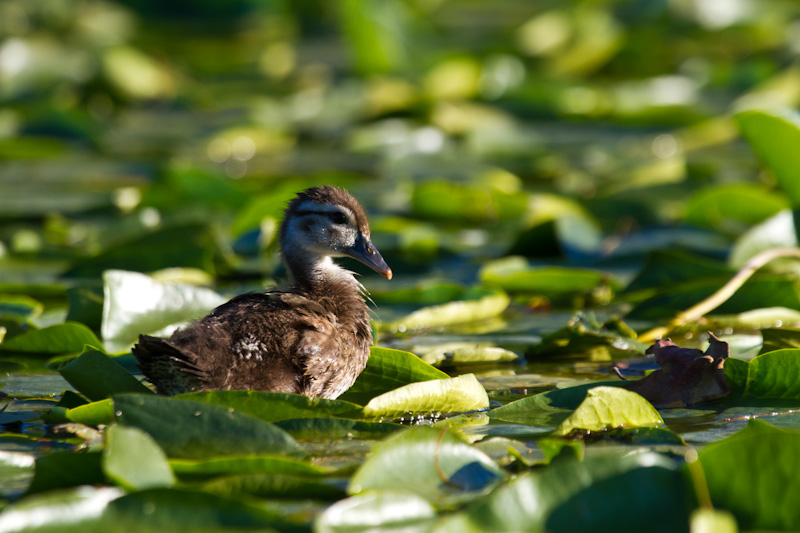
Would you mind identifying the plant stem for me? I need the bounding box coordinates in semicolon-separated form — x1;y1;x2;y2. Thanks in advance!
638;247;800;343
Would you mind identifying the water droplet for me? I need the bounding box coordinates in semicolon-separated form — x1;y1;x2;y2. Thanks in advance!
193;411;202;417
115;410;123;417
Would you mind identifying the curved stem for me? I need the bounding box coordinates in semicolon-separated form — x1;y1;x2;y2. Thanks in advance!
638;247;800;343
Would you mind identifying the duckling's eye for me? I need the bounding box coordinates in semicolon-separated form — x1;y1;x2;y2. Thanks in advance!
329;212;348;225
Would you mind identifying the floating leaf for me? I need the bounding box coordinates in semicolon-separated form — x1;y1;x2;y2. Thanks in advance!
316;490;437;533
274;417;403;440
113;394;303;460
170;454;326;479
728;209;798;269
64;398;115;426
382;289;509;333
0;322;103;355
440;451;690;532
480;259;612;296
744;349;800;399
0;486;124;532
349;426;505;506
103;425;175;492
621;249;734;299
0;294;43;323
340;347;449;405
363;374;489;419
176;390;362;423
59;348;152;401
101;269;225;352
699;420;800;530
684;183;789;231
416;342;519;366
735;108;800;206
553;386;664;436
760;327;800;354
204;472;344;500
26;452;104;495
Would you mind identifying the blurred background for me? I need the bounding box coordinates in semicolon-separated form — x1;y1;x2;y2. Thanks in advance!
2;0;800;315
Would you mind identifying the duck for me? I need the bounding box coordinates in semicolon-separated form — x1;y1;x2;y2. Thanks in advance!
132;186;392;399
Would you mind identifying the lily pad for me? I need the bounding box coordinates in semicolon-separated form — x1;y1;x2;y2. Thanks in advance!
439;451;691;532
59;348;152;401
101;269;225;352
102;424;175;491
553;386;664;436
698;419;800;530
340;347;449;405
176;390;363;423
169;454;327;479
348;426;506;506
381;288;510;333
316;490;437;533
362;374;490;419
0;323;103;355
113;394;304;460
735;108;800;206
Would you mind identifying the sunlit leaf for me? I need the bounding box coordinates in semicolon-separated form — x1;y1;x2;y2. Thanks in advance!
349;426;505;506
728;209;799;268
0;486;124;533
363;374;489;419
64;398;115;426
103;425;175;491
416;342;519;366
553;386;664;435
316;490;437;533
743;349;800;399
0;295;43;323
101;269;225;352
340;347;449;405
381;289;509;333
480;259;613;296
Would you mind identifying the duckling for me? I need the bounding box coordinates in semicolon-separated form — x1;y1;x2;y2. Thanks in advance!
132;186;392;399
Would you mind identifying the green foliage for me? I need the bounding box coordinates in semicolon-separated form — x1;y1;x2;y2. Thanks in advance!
7;1;800;530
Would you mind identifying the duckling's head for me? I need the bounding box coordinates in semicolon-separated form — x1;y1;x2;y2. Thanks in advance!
280;186;392;282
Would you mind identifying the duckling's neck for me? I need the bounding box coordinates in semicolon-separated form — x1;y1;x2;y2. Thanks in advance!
284;250;362;295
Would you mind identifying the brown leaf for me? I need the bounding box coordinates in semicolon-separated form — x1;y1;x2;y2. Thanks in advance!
620;333;730;408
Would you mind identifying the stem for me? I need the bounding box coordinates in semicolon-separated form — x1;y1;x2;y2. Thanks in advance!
638;247;800;343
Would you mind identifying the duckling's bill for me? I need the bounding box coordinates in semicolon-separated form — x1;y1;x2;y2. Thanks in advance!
346;233;392;280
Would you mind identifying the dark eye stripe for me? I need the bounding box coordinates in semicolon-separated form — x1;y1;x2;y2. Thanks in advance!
294;210;350;224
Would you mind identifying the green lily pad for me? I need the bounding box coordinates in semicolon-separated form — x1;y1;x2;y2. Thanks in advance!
176;390;363;423
735;108;800;206
439;451;690;532
381;288;510;334
103;425;175;491
339;347;449;405
59;348;152;401
363;374;490;419
698;419;800;530
0;295;43;323
26;452;105;495
274;417;404;440
0;323;103;355
349;426;505;506
113;394;304;460
169;454;326;479
553;386;664;436
63;399;115;426
684;182;789;231
480;258;613;296
203;472;345;500
316;490;437;533
760;327;800;354
744;349;800;399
